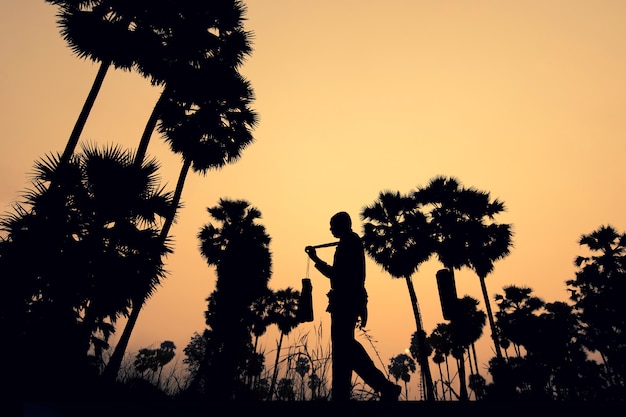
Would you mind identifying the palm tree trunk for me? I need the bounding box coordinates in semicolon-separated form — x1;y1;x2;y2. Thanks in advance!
471;343;481;377
436;363;445;401
134;88;168;167
159;157;190;238
479;275;502;358
60;60;110;167
457;352;469;401
403;275;435;401
445;357;453;400
267;331;285;400
470;343;485;400
101;300;137;383
103;158;191;382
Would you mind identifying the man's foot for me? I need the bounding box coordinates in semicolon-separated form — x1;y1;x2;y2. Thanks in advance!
380;383;401;401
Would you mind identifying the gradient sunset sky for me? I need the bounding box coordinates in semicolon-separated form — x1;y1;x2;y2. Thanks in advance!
2;0;625;399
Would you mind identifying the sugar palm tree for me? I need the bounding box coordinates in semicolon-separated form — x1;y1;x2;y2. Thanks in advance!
249;290;275;352
104;1;256;380
388;353;416;399
360;190;436;401
132;0;254;166
414;176;512;359
200;199;272;303
196;198;272;399
567;225;626;385
266;287;301;400
425;324;455;400
494;285;545;357
0;144;172;400
46;0;254;168
455;184;513;357
154;65;256;243
449;295;486;401
105;68;257;380
71;145;172;355
413;177;470;268
44;0;157;167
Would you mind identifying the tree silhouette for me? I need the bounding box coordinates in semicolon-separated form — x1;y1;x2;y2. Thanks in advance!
295;354;311;400
490;285;608;400
134;341;176;386
266;287;302;400
535;301;606;400
465;216;512;360
360;190;436;401
388;353;415;398
426;324;455;400
448;295;486;401
192;198;272;400
414;175;512;360
44;0;146;167
567;225;626;392
104;1;257;380
494;285;544;357
249;291;275;352
41;3;258;384
182;332;206;384
0;144;171;401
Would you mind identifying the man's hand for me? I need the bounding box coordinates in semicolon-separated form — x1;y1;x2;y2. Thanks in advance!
304;246;319;262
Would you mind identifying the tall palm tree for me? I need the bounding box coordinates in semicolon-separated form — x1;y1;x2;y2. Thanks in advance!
466;221;512;359
44;0;156;167
360;190;436;401
154;65;256;243
104;1;257;380
414;176;512;359
413;177;470;268
46;0;254;167
132;0;254;166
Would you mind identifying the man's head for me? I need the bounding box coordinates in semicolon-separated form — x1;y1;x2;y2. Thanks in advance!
330;211;352;237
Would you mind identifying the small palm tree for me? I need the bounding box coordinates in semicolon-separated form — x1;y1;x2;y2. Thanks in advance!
249;290;275;352
388;353;415;399
426;324;455;400
448;295;486;401
266;287;301;400
133;341;176;386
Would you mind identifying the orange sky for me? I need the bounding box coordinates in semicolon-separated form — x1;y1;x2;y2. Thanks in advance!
2;0;625;399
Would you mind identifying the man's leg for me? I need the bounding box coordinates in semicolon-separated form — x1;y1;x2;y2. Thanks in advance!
351;339;401;400
330;313;353;401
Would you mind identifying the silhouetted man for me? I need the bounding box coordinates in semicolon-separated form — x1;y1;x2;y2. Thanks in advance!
305;211;401;401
